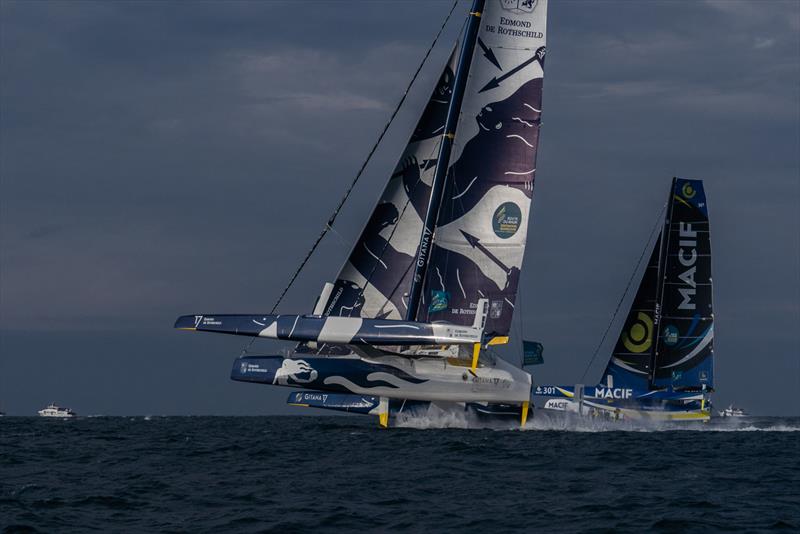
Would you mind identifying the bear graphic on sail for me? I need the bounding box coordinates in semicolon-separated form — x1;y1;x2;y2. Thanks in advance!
175;0;549;426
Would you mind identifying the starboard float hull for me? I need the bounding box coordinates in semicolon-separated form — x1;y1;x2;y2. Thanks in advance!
231;354;532;405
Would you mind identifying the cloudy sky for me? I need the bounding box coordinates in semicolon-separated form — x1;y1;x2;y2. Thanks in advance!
1;0;798;415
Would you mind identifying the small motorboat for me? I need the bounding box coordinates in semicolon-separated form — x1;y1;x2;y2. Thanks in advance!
718;404;747;418
38;403;76;418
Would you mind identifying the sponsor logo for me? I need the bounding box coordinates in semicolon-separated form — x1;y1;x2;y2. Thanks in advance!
239;362;268;374
594;387;633;400
671;370;683;381
471;376;512;389
489;299;504;319
544;399;570;411
501;0;538;14
416;227;432;269
428;290;449;313
677;222;697;310
492;202;522;239
681;182;696;199
622;312;653;353
301;393;328;403
273;359;318;385
663;324;680;346
699;370;709;382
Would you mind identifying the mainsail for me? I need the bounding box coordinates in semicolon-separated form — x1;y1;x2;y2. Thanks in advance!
415;0;548;337
318;50;459;321
651;178;714;390
601;178;714;391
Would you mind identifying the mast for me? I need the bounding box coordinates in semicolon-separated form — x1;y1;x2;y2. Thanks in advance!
649;177;676;389
405;0;486;321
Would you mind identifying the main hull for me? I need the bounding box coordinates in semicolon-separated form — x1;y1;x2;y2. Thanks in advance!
232;354;532;405
539;392;711;422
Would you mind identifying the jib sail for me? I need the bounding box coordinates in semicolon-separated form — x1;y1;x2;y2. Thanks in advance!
416;0;549;338
318;50;459;321
601;236;662;391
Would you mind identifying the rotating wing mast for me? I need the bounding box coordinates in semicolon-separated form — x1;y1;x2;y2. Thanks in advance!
405;0;486;322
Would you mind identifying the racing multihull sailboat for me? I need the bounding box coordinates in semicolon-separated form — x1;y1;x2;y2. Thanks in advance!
175;0;549;426
534;178;714;422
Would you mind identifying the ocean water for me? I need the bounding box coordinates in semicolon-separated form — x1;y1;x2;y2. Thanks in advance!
1;416;798;533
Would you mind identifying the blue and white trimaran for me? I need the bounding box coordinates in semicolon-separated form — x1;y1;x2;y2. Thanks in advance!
534;178;715;422
175;0;549;427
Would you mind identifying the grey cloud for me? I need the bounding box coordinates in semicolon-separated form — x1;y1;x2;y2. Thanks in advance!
1;0;797;415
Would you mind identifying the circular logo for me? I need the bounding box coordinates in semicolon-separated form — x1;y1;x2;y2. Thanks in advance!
622;312;653;353
681;182;696;199
492;202;522;239
663;325;680;346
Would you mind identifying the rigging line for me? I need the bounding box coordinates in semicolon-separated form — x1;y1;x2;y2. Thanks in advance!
266;0;461;317
578;201;669;383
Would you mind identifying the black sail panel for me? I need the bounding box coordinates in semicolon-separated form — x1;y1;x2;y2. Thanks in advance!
600;235;662;391
652;178;713;390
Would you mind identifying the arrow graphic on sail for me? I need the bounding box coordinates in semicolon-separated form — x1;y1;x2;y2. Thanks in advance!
477;37;502;71
460;230;511;274
479;46;546;93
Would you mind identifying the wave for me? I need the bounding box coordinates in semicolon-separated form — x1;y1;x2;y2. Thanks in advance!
392;408;800;432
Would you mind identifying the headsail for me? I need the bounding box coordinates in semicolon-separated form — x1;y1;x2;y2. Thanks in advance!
416;0;548;337
317;50;459;321
601;236;662;391
652;178;713;390
600;178;713;392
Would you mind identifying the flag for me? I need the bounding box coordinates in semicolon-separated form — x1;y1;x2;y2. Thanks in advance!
523;340;544;366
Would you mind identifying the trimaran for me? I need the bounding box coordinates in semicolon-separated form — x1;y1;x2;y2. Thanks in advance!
175;0;715;426
534;178;715;422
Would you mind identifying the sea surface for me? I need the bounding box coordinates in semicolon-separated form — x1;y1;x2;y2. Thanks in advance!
1;415;799;533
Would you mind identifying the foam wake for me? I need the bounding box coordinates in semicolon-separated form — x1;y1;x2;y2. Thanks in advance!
393;408;800;432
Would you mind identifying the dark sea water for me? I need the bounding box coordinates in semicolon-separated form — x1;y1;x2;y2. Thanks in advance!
1;416;799;533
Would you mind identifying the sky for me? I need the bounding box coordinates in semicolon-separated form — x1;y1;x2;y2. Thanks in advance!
1;0;798;416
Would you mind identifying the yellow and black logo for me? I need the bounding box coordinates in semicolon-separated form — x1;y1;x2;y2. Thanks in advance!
681;182;696;199
622;312;653;353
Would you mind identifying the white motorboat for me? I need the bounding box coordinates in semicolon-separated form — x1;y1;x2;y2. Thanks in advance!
718;404;747;418
38;403;76;418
